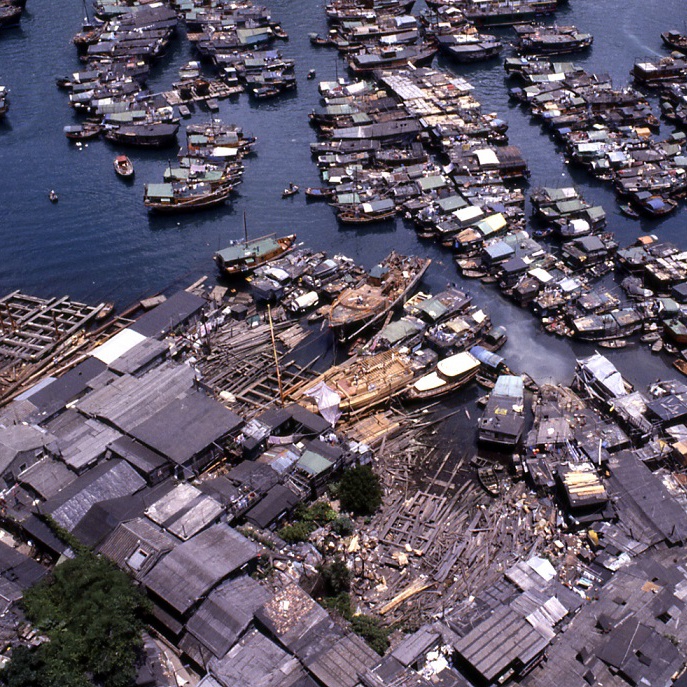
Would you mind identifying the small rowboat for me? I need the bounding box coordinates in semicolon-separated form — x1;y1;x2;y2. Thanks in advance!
305;186;335;200
282;184;299;198
113;155;134;178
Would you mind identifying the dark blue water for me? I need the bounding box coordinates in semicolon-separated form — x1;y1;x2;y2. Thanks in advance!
0;0;685;388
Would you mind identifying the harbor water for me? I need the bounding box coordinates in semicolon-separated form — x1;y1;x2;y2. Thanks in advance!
0;0;685;389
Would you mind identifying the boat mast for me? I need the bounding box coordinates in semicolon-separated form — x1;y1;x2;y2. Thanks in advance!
267;304;284;406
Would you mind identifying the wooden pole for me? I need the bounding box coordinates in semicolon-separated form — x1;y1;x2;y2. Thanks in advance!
267;305;284;406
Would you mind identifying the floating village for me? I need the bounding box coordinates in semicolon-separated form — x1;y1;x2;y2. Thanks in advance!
3;1;687;686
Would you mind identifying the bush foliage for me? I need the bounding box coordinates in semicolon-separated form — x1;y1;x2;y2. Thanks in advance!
0;554;149;687
338;465;382;516
351;614;390;655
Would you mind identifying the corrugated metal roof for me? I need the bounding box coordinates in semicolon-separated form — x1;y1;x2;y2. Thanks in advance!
130;391;243;466
143;524;260;614
76;362;196;433
43;459;146;532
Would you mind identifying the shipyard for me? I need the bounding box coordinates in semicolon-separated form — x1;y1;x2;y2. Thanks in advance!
1;0;687;686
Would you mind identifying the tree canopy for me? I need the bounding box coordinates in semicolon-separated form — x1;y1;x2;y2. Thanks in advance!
337;465;383;516
0;554;149;687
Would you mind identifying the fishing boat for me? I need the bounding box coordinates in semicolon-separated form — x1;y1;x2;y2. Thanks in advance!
282;183;300;198
631;192;678;218
178;60;201;81
404;350;481;401
288;349;419;417
513;23;593;55
214;233;297;278
661;30;687;54
348;43;438;73
103;122;179;148
144;182;236;213
305;186;336;200
328;251;431;341
336;198;397;224
63;121;102;141
471;0;557;26
113;155;134;178
436;32;503;62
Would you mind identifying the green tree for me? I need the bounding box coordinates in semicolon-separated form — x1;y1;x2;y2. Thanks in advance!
351;614;390;655
0;554;150;687
320;557;350;596
338;465;382;516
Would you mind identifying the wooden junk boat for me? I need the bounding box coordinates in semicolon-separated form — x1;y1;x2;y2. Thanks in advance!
214;233;297;278
661;30;687;54
327;251;431;341
144;181;235;213
113;155;134;178
288;349;418;416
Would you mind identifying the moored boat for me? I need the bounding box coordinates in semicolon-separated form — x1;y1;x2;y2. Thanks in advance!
661;30;687;54
64;121;102;140
348;43;438;73
404;350;480;401
288;348;419;417
328;251;431;341
103;121;179;148
305;186;336;200
214;233;297;278
144;181;235;213
513;23;593;55
477;465;502;497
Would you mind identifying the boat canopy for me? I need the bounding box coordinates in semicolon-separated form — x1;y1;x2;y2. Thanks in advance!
437;351;480;379
413;372;447;393
578;353;627;398
470;345;505;370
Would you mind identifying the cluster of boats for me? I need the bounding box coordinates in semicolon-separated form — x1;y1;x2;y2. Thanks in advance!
58;0;295;158
59;4;181;148
143;122;255;212
184;2;295;100
508;49;687;216
306;67;524;225
310;0;575;69
211;230;516;418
